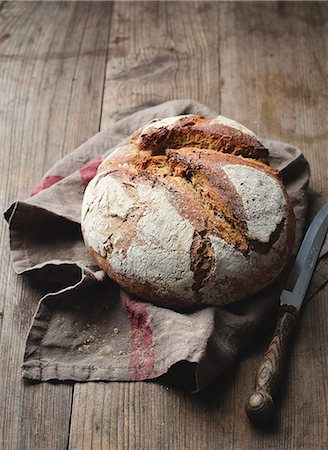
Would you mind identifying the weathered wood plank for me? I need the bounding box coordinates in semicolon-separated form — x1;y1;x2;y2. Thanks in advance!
100;0;220;128
0;2;112;449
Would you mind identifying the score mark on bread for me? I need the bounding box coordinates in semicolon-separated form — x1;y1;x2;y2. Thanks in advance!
82;115;295;309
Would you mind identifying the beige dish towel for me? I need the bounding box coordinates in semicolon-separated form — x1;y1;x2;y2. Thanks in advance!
5;100;327;392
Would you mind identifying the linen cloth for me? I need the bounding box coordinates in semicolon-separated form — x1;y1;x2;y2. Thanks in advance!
5;100;326;392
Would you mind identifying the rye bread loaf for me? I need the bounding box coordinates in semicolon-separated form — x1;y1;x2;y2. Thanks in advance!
81;115;295;309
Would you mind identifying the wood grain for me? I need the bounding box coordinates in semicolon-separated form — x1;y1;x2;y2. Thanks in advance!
0;2;112;449
246;305;298;424
101;0;220;128
1;1;327;449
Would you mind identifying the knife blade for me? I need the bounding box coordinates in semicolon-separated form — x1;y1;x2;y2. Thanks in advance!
245;202;328;425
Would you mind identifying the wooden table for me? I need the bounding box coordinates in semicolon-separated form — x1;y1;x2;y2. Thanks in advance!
1;2;327;449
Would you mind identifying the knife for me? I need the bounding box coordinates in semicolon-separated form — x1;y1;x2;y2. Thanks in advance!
245;202;328;425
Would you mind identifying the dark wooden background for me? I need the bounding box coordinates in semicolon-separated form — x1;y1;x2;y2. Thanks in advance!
0;2;327;449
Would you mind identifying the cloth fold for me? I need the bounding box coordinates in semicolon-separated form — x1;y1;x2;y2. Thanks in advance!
5;100;327;392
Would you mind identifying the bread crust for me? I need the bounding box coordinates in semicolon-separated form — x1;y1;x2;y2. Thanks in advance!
81;115;295;310
131;115;268;162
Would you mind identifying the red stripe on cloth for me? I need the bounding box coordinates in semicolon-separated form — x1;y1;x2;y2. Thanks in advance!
122;292;157;380
79;156;102;190
30;175;64;197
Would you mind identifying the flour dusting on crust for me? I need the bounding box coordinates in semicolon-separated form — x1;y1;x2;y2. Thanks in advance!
210;115;257;138
222;164;287;242
199;231;288;304
141;115;195;135
110;185;195;299
82;173;135;256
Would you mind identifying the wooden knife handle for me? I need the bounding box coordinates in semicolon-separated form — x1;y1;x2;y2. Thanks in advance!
245;304;298;425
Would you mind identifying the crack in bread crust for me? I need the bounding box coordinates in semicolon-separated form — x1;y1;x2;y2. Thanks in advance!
135;150;250;254
131;116;268;162
248;218;286;254
190;232;215;297
177;170;249;254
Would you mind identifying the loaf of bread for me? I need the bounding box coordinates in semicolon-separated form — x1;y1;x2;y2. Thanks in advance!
82;115;295;309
